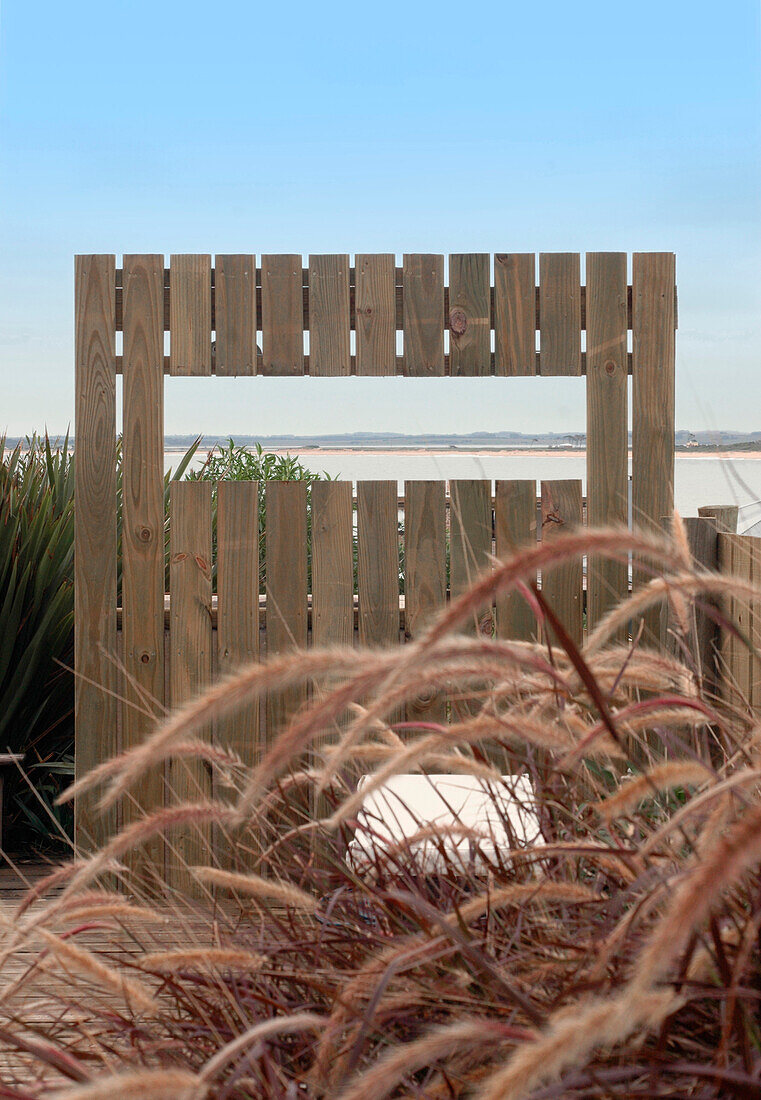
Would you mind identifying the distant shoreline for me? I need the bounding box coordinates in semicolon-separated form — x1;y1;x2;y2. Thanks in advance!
169;446;761;461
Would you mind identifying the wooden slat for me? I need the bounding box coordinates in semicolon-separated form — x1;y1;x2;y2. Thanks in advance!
357;482;400;648
586;252;629;631
215;254;256;375
404;481;447;724
308;254;350;376
261;255;303;375
494;480;537;642
312;482;354;648
450;480;492;631
403;254;444;375
631;253;676;644
449;254;490;376
216;481;259;870
265;482;308;736
494;254;536;376
169;254;211;375
121;254;166;879
168;482;212;892
539;253;581;375
540;480;583;647
356;254;396;375
217;481;260;761
74;255;117;850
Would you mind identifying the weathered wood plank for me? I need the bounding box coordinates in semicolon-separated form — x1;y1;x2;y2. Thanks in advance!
540;480;583;647
75;255;117;851
631;252;676;644
494;480;538;642
403;255;444;375
404;481;447;724
169;255;212;375
449;254;490;376
215;254;256;375
265;482;308;737
261;255;303;375
450;480;493;632
168;482;212;892
494;254;536;376
308;255;351;376
356;254;396;375
586;252;629;631
217;481;260;762
312;481;354;648
121;254;166;878
539;253;581;376
357;482;399;648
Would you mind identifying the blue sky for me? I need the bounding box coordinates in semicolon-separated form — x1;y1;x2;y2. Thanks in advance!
1;0;760;437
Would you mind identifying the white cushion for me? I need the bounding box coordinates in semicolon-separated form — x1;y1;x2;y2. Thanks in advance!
347;773;543;875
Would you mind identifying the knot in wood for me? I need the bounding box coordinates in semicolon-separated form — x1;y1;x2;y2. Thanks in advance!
449;308;468;335
139;651;151;665
604;359;616;376
139;526;152;542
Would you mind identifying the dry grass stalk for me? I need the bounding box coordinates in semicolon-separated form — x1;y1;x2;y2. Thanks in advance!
36;929;158;1016
594;760;714;820
193;866;317;911
55;1069;203;1100
139;947;266;974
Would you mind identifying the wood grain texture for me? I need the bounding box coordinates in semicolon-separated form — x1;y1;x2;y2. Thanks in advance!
261;255;303;375
168;482;212;893
586;252;629;631
356;254;396;375
450;481;492;632
311;481;354;648
631;253;675;644
540;480;583;647
403;255;444;375
169;254;211;375
404;481;447;724
539;253;581;376
121;255;166;877
308;255;350;376
217;482;260;762
495;254;536;376
357;482;400;647
215;254;256;375
74;255;117;850
449;254;490;376
265;482;308;737
718;535;761;716
494;480;538;642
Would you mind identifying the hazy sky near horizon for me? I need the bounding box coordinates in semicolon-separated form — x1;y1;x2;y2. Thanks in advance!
1;1;760;438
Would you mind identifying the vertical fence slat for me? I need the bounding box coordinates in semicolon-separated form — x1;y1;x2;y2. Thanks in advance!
495;254;536;376
495;480;537;641
308;254;350;376
168;482;212;891
215;254;256;376
450;480;492;631
405;481;447;724
217;481;259;869
586;252;629;630
75;255;117;849
449;254;490;376
122;254;165;877
357;482;399;648
539;253;581;376
261;255;304;375
169;254;211;375
265;482;308;736
356;254;396;375
217;481;260;761
312;481;354;648
403;254;444;375
540;480;583;646
632;252;676;643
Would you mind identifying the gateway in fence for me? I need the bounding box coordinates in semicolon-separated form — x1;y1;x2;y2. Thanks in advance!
74;252;677;876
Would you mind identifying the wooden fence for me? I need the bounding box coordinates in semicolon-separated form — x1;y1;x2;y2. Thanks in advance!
74;252;677;860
